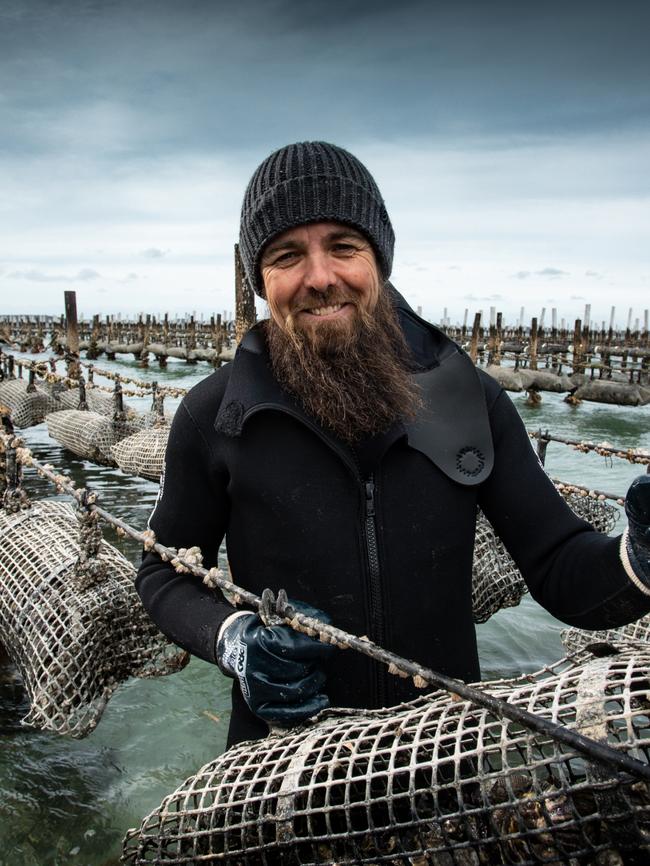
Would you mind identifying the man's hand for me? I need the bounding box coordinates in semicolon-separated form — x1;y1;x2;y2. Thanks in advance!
216;602;335;726
625;475;650;583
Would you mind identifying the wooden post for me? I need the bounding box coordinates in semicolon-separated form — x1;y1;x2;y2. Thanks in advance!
487;308;496;366
64;291;81;378
235;243;257;344
529;317;538;371
469;312;481;364
573;318;583;376
493;312;503;366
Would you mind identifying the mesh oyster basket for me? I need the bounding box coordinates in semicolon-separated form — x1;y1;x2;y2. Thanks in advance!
0;378;60;428
561;615;650;656
47;383;131;417
0;499;187;737
46;409;143;465
123;648;650;865
111;425;170;481
471;489;618;623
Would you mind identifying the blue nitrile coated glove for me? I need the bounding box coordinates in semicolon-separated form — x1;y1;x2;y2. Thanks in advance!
625;475;650;584
215;601;336;726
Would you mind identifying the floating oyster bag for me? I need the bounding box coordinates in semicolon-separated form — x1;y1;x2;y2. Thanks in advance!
47;383;116;416
46;409;141;465
0;378;60;428
0;500;187;737
111;425;170;481
471;489;617;623
562;614;650;655
123;648;650;865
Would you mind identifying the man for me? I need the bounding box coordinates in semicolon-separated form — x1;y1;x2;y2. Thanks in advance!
137;141;650;749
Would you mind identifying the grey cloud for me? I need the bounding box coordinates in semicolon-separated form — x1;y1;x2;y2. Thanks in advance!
448;265;461;271
462;293;504;301
585;270;603;278
1;0;649;162
141;248;168;259
7;267;101;282
570;294;586;300
536;268;569;278
513;270;531;279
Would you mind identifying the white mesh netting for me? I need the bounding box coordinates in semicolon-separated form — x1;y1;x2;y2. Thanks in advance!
0;379;60;428
45;409;143;465
0;500;188;737
561;614;650;656
471;490;618;623
111;425;170;481
123;647;650;865
46;382;117;416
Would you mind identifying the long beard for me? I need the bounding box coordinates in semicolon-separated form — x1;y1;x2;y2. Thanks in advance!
265;287;423;443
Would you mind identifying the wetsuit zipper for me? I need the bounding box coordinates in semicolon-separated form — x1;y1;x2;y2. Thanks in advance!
246;404;389;705
364;474;387;707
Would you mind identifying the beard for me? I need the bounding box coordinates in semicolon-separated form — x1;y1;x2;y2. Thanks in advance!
265;286;423;443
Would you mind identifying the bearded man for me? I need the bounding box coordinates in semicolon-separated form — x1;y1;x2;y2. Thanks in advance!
137;141;650;749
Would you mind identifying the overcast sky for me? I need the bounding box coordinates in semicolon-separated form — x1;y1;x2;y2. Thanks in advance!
1;0;649;326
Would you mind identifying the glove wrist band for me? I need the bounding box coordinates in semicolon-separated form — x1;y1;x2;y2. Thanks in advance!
620;527;650;595
216;610;253;675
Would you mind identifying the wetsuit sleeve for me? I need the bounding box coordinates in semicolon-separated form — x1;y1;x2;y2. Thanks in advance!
478;388;650;629
135;399;234;663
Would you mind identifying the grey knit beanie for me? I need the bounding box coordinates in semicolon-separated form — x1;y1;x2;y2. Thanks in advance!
239;141;395;297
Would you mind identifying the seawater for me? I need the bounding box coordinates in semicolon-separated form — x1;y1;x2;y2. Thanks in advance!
1;353;648;866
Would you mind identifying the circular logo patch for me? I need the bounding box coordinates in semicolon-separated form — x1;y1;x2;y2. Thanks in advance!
456;446;485;477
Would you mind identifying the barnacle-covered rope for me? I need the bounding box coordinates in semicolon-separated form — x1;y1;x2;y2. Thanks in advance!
530;428;650;465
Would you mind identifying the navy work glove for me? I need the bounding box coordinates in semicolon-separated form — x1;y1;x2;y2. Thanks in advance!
216;601;336;726
624;475;650;584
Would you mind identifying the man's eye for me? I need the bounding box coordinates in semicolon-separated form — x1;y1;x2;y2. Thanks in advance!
274;251;298;265
333;243;356;253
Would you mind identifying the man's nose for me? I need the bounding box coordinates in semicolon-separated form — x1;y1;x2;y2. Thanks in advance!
302;252;335;293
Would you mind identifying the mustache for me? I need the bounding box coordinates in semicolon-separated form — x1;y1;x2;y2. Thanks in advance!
289;289;360;315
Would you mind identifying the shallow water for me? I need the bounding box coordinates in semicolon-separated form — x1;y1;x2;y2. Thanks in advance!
1;353;648;865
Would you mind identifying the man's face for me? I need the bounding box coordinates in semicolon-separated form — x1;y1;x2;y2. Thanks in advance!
260;221;380;343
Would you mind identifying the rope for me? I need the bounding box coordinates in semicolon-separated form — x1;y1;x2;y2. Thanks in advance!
4;429;650;785
0;351;187;399
530;429;650;465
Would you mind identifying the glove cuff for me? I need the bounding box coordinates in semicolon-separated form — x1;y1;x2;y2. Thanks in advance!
215;611;254;676
620;527;650;595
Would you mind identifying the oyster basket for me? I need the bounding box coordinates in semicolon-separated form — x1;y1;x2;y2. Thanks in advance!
111;424;170;481
471;489;617;623
0;500;187;737
0;378;60;428
123;648;650;865
46;408;143;465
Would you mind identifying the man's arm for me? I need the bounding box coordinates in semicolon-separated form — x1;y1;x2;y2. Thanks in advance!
478;387;650;629
136;398;235;663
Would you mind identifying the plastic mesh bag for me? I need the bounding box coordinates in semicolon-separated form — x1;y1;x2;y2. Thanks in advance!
472;489;617;623
562;613;650;656
45;409;143;465
123;648;650;865
0;378;60;428
46;382;131;417
111;425;170;481
0;499;187;737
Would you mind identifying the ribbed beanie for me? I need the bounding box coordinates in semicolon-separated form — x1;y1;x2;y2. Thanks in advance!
239;141;395;297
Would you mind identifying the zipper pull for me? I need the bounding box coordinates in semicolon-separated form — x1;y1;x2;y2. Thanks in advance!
365;479;375;517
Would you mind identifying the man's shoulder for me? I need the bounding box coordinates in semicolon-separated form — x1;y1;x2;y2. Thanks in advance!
475;366;505;406
474;366;511;417
180;363;233;428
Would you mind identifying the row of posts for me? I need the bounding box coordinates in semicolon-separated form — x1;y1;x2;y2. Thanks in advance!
57;245;257;372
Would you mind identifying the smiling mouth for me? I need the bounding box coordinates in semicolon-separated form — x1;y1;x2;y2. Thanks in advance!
302;302;348;317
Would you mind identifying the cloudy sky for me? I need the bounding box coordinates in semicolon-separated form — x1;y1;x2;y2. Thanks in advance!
1;0;648;326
